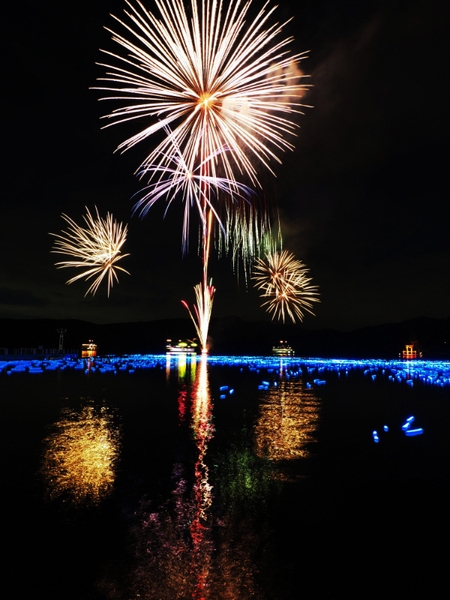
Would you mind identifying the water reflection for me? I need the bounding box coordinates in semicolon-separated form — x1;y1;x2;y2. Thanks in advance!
167;354;197;423
131;356;264;599
190;355;214;598
41;403;121;505
166;352;197;383
254;365;320;477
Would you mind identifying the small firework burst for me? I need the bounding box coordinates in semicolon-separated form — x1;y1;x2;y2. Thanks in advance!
50;207;130;296
252;249;320;323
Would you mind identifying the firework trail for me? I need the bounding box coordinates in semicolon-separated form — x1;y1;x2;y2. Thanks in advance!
252;249;320;323
50;207;130;297
181;280;215;352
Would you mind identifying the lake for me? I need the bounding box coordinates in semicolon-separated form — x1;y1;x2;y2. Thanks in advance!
2;354;450;599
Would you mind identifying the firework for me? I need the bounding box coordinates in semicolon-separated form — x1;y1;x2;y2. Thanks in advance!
95;0;309;350
134;133;255;252
95;0;309;187
50;206;130;297
181;280;215;353
252;249;320;323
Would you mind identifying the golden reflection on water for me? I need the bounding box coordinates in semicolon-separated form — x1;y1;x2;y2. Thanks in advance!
41;404;120;505
254;370;320;466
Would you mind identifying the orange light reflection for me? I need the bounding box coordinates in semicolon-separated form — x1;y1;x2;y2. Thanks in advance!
41;404;121;505
254;371;320;476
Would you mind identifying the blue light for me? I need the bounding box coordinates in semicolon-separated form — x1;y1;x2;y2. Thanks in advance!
402;416;415;430
405;428;424;436
3;355;450;395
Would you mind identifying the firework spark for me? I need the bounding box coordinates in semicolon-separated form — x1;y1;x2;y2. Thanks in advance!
95;0;310;188
50;206;130;297
181;280;215;353
252;249;320;323
134;133;255;252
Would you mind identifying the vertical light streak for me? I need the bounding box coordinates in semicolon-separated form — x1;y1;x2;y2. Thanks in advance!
190;354;214;597
182;281;215;353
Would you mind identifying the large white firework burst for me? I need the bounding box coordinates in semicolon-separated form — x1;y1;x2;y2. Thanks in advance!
50;207;130;297
252;249;320;323
95;0;309;190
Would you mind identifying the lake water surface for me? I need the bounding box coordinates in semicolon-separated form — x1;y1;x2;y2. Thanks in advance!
2;355;450;599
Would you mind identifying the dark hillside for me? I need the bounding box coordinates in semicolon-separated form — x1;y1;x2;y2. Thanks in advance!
1;316;449;359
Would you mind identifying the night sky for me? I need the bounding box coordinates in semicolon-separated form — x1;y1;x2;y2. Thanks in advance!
2;0;448;331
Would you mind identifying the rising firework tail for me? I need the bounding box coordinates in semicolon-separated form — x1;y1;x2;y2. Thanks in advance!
181;280;216;353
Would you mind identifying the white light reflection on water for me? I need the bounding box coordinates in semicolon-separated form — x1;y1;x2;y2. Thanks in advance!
190;354;214;599
40;403;121;505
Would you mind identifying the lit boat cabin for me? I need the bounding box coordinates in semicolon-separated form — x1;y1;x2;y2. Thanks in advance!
81;341;97;358
401;342;422;360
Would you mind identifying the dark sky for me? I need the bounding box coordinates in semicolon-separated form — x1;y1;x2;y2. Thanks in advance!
1;0;448;331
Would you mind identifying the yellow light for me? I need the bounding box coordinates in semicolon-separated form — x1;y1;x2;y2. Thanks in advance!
198;92;215;109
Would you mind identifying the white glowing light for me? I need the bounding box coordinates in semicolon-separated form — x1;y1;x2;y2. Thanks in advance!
134;133;255;251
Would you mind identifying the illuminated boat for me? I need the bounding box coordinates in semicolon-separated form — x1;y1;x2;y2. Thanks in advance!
166;339;198;355
81;341;97;358
400;342;422;360
272;340;295;357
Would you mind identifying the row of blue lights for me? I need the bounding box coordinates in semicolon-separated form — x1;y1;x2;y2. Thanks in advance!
1;355;450;389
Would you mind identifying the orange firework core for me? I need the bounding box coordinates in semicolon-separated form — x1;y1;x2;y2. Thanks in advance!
198;92;215;110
